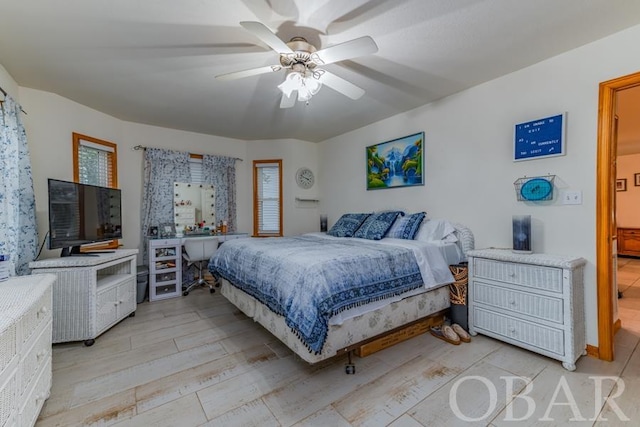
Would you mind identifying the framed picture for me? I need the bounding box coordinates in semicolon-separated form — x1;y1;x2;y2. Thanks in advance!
148;226;158;237
366;132;424;190
635;173;640;187
616;179;627;192
160;223;175;237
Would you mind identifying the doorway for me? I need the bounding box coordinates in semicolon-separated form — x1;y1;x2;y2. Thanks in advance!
596;70;640;362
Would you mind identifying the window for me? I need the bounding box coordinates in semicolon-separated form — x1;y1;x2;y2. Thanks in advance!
253;160;282;237
72;133;118;249
188;154;203;184
73;133;118;187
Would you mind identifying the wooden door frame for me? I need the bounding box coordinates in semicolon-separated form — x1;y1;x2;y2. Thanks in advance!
596;71;640;361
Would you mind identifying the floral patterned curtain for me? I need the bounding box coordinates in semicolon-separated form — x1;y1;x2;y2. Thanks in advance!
140;148;191;262
0;96;38;276
202;155;237;232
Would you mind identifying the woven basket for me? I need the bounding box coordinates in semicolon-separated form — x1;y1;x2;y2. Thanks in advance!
448;264;468;305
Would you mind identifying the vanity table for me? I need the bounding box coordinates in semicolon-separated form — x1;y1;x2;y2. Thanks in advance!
147;233;248;301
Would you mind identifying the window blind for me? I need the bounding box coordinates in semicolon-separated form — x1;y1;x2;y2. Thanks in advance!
78;142;115;187
189;157;203;184
256;162;280;235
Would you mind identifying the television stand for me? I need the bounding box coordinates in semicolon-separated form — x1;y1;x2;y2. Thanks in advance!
29;249;138;344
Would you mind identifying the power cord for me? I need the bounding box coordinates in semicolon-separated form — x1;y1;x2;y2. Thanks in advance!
35;230;49;260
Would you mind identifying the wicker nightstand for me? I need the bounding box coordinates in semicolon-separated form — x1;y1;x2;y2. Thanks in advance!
467;249;586;371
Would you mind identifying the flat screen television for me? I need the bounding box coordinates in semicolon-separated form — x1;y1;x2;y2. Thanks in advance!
48;179;122;256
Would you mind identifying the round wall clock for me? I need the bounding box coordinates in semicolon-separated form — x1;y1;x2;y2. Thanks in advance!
520;178;553;201
295;167;315;189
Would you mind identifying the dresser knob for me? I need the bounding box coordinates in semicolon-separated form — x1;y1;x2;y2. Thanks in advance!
509;300;516;305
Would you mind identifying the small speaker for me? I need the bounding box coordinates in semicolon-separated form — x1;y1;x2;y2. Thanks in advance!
512;215;532;253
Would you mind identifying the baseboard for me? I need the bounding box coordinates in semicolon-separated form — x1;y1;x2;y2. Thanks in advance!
586;344;599;359
614;318;622;333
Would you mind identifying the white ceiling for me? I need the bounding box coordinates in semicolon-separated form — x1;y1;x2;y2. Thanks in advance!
2;0;640;142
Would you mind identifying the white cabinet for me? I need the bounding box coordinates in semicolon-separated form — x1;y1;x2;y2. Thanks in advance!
29;250;138;346
467;249;586;371
148;238;182;301
0;274;55;427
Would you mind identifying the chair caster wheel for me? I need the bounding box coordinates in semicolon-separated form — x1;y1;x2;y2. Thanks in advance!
129;312;136;317
210;288;215;294
84;339;95;347
183;291;189;296
345;364;355;375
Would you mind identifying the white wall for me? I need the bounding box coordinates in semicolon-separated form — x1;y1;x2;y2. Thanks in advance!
18;88;250;264
247;139;320;236
617;153;640;228
319;23;640;347
0;64;19;99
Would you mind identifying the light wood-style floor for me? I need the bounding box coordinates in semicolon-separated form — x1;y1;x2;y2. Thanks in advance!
36;262;640;426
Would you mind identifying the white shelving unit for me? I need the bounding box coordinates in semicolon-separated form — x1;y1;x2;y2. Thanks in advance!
0;274;55;427
29;249;137;346
148;238;182;301
467;248;586;371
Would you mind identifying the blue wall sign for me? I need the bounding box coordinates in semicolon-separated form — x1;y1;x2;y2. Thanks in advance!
514;113;566;161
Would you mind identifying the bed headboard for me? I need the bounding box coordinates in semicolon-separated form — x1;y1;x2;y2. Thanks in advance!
451;223;475;260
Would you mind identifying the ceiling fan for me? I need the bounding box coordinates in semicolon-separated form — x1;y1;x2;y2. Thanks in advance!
215;21;378;108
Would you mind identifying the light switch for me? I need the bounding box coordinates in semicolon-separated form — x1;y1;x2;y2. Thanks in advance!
562;190;582;205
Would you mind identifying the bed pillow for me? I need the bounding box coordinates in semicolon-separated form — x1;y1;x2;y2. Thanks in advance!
415;219;457;242
387;212;426;240
353;211;404;240
326;213;371;237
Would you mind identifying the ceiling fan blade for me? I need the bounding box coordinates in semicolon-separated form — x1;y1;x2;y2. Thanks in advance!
215;65;283;80
317;70;365;100
313;36;378;66
240;21;293;54
280;92;297;108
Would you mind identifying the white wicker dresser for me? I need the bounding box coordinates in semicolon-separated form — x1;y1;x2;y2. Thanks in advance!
467;249;586;371
0;274;55;427
29;250;137;346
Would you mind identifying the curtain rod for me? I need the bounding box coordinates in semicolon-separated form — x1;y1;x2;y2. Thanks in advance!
132;144;243;161
0;85;28;115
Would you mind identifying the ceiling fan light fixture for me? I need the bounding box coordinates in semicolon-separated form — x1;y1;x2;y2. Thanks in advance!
277;71;322;103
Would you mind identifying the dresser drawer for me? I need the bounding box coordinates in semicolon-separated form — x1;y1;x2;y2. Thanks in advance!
19;357;51;427
0;371;17;427
19;322;52;397
473;258;563;293
20;287;52;347
473;282;564;324
0;323;17;376
473;306;564;355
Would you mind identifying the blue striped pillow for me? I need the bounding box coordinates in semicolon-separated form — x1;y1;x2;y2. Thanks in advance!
388;212;426;239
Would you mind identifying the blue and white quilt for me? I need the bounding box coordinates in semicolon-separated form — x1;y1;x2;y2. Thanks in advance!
208;235;452;354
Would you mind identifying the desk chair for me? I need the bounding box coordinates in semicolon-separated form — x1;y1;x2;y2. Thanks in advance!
182;236;219;295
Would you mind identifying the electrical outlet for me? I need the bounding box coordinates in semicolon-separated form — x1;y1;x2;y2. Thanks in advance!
562;190;582;205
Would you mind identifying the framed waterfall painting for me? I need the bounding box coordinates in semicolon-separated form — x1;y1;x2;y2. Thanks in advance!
366;132;424;190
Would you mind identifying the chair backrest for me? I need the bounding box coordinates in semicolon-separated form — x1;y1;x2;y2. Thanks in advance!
183;236;219;262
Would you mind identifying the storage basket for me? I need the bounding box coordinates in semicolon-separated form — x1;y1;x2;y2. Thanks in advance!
448;264;468;305
448;263;468;330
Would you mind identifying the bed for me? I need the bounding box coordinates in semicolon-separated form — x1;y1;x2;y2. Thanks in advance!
208;221;474;365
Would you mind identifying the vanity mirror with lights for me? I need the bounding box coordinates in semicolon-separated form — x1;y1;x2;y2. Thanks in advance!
173;182;216;231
